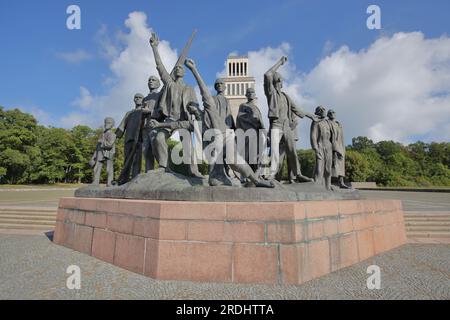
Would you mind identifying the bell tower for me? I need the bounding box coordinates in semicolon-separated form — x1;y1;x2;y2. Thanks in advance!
223;55;256;119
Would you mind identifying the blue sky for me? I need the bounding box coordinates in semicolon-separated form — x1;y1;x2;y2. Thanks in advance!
0;0;449;144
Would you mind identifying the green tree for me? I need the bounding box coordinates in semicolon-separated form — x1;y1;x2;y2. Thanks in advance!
70;125;97;183
32;127;81;183
0;107;38;183
297;149;315;178
350;136;375;152
428;142;449;167
345;150;371;182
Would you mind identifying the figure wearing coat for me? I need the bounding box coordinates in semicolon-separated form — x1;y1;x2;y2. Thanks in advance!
329;120;345;177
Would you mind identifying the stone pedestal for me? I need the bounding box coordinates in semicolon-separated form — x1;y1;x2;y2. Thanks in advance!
53;198;406;285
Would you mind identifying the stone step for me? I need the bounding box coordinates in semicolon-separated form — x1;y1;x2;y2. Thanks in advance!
406;226;450;232
404;217;450;221
405;221;450;226
407;231;450;238
0;206;58;212
404;213;450;218
0;223;55;230
0;214;56;221
0;218;55;226
0;209;57;216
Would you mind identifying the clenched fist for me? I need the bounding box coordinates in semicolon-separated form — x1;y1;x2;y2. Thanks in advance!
184;58;196;70
149;32;159;47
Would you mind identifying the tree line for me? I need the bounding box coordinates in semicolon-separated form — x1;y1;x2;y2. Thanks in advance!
0;107;448;186
294;137;449;187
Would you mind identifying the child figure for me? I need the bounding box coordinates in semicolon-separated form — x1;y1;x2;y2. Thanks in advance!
89;117;116;187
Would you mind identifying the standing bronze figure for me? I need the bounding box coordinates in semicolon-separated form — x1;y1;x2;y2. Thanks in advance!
90;117;116;187
142;75;161;173
236;87;266;174
116;94;146;185
328;109;350;189
149;32;201;177
264;56;315;183
184;58;274;188
311;106;333;191
203;78;235;185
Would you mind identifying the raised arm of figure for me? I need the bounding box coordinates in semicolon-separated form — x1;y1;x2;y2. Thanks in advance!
184;58;215;111
149;32;171;84
265;56;287;76
289;97;318;121
264;56;287;96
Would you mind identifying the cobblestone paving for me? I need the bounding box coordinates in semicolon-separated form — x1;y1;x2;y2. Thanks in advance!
0;234;448;300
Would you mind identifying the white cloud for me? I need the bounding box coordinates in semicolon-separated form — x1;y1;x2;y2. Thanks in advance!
303;32;450;144
72;86;93;110
220;32;450;147
95;24;120;60
68;18;450;146
65;11;178;128
13;104;53;127
56;49;93;64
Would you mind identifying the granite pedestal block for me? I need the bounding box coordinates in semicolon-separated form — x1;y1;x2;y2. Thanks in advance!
53;198;407;285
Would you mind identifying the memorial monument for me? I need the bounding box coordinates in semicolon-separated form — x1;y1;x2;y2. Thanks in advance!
53;29;407;286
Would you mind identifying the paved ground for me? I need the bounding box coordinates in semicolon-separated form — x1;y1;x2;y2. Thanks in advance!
0;234;448;300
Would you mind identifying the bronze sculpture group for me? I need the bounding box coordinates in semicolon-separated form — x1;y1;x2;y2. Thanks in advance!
90;31;350;191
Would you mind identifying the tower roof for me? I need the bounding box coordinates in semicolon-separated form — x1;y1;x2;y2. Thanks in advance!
227;55;248;60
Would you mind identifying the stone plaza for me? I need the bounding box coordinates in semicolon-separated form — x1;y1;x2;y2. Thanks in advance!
0;188;449;299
